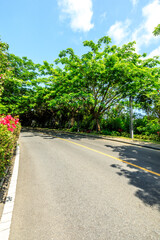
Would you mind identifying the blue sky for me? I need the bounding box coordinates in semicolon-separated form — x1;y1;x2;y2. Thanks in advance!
0;0;160;64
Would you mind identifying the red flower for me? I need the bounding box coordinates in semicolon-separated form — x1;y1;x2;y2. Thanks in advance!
0;115;19;132
15;119;19;124
12;124;16;129
8;128;14;132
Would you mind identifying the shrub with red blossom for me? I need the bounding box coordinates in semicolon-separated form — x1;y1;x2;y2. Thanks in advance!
0;115;21;179
0;115;19;132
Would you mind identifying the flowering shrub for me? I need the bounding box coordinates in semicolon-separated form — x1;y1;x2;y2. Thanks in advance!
0;115;19;132
0;115;21;179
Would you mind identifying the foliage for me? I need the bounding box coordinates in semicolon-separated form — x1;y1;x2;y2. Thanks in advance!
135;78;160;120
0;115;21;179
134;134;160;142
153;24;160;36
101;117;128;132
0;53;40;115
134;116;160;135
49;37;159;131
0;39;12;111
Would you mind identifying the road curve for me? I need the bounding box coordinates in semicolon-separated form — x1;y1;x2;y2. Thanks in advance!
9;130;160;240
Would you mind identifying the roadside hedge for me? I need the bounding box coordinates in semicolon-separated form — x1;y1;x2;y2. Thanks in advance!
0;115;21;180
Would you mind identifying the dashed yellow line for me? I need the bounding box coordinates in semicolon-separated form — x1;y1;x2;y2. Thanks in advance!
57;137;160;177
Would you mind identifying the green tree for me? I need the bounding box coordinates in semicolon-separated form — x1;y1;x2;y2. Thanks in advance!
0;51;40;115
0;39;12;112
50;37;159;131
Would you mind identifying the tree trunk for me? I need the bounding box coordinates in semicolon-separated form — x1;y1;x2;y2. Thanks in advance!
96;118;101;132
71;117;75;127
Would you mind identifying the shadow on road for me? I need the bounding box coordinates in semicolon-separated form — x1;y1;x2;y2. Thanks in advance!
21;128;160;211
111;163;160;210
21;128;98;141
105;143;160;211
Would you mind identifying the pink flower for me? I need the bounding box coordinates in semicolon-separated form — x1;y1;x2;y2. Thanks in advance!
0;115;20;132
8;128;14;132
6;115;12;120
12;124;16;129
15;119;19;124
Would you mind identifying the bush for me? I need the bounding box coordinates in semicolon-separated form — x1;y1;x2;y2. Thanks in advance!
101;129;112;135
80;115;96;131
102;117;129;133
121;132;130;138
70;121;78;132
134;133;160;142
0;115;21;179
110;131;121;136
134;117;160;135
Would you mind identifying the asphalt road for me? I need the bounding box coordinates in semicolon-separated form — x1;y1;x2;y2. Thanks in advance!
9;130;160;240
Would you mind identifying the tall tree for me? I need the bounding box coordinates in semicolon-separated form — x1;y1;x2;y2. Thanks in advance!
50;37;159;131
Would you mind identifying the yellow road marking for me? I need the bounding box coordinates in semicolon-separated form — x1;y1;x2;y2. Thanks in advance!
57;137;160;177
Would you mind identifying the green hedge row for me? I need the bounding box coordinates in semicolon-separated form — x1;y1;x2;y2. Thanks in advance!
100;130;160;142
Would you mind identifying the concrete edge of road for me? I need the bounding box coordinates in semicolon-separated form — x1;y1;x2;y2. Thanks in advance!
23;127;160;151
0;144;20;240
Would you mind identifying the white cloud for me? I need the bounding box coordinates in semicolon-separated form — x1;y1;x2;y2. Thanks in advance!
132;0;160;49
107;0;160;53
107;19;131;45
57;0;94;32
142;0;160;34
148;46;160;58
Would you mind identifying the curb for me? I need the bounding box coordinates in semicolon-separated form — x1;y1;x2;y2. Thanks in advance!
0;144;20;240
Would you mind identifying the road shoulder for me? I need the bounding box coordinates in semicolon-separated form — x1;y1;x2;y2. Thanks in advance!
0;145;20;240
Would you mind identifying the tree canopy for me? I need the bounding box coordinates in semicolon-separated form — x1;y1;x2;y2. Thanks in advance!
0;36;160;133
48;37;160;130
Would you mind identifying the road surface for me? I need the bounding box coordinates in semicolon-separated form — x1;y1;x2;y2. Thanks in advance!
9;130;160;239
